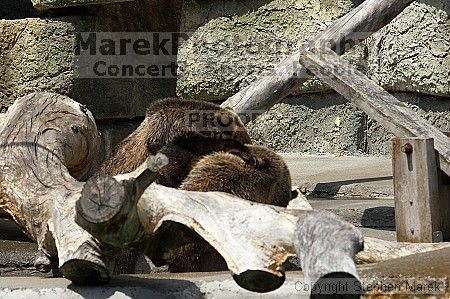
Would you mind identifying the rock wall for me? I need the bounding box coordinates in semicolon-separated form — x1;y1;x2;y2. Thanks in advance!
0;0;449;156
177;0;450;155
0;0;182;119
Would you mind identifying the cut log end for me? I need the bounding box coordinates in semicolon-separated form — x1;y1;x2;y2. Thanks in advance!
311;272;361;299
77;176;129;225
233;270;286;293
60;260;110;286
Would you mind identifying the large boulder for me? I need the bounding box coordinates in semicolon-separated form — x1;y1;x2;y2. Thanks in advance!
366;0;450;97
0;0;183;119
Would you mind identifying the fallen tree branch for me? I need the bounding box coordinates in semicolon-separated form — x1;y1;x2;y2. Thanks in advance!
356;237;450;264
0;92;363;293
78;180;364;293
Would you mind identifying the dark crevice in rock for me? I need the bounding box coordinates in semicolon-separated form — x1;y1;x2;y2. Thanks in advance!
0;0;41;20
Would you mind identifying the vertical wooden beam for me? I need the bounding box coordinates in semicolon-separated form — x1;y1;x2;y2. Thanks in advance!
392;138;443;242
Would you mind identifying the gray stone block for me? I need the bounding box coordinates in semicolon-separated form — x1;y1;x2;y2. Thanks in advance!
247;93;367;154
0;0;182;119
177;0;366;101
177;0;450;101
366;0;450;97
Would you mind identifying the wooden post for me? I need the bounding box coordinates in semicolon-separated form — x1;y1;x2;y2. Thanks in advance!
392;138;443;243
298;47;450;242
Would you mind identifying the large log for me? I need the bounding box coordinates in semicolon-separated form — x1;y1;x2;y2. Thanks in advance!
0;92;110;283
221;0;415;121
0;92;364;293
356;237;450;264
77;176;365;293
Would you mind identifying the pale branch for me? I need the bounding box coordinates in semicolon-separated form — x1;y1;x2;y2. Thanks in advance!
356;237;450;264
77;181;365;293
0;92;109;283
221;0;414;122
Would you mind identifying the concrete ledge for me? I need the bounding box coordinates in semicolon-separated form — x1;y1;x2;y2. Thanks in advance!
310;199;395;228
282;154;393;198
0;272;308;298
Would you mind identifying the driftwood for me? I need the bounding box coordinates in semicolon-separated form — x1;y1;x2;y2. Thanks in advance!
1;92;450;294
221;0;415;121
0;92;115;284
356;237;450;264
0;92;363;293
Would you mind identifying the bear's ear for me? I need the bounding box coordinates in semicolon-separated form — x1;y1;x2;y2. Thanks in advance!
291;189;299;199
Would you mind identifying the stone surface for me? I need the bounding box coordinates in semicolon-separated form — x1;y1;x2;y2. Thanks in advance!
310;199;395;228
0;0;182;119
360;247;450;297
366;0;450;97
0;272;308;298
177;0;449;101
32;0;133;11
177;0;366;101
0;19;75;114
248;92;450;155
247;93;367;154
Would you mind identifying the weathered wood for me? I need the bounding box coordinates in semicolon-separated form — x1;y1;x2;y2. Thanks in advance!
298;47;450;177
77;181;364;293
392;138;442;242
221;0;414;121
356;237;450;264
0;92;364;291
295;211;362;297
76;153;168;247
0;92;109;283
